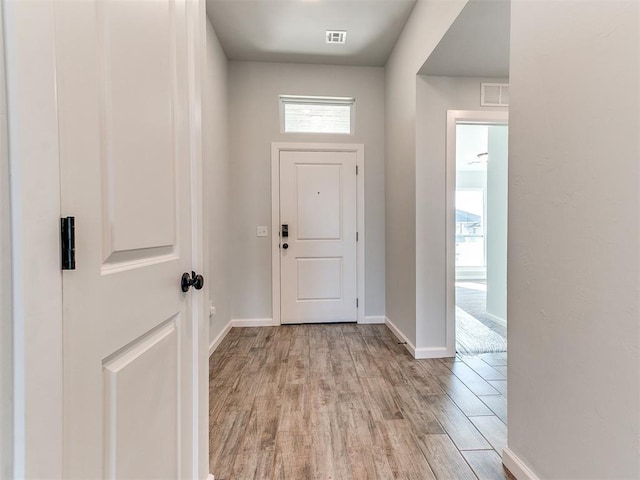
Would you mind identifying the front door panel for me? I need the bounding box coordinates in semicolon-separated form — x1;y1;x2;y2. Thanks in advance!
280;151;357;323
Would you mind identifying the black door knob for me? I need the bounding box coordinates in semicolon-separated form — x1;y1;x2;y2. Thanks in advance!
192;273;204;290
282;243;289;250
181;271;205;292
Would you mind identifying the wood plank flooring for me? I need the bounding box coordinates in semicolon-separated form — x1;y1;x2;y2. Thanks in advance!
209;324;513;479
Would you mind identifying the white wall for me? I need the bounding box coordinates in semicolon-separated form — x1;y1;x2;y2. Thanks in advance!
507;1;640;477
456;124;488;175
457;170;486;190
203;17;231;344
384;0;467;346
0;2;12;476
229;61;385;320
485;125;507;322
415;75;507;351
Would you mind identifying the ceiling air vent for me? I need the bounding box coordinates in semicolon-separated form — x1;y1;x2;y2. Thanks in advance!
481;83;509;107
326;30;347;44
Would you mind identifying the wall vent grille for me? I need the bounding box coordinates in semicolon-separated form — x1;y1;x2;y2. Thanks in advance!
326;30;347;44
481;83;509;107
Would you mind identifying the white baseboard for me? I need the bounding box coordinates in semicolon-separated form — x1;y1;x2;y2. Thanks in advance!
231;318;278;327
209;320;233;356
502;447;539;480
384;316;417;357
359;315;385;324
385;316;453;359
414;346;451;359
485;311;507;328
208;318;278;356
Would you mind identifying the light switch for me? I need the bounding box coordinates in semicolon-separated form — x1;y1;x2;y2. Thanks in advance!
257;226;268;237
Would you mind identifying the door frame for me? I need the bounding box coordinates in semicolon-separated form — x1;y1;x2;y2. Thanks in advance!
0;1;13;475
4;2;64;475
271;142;365;325
445;110;509;355
4;0;208;476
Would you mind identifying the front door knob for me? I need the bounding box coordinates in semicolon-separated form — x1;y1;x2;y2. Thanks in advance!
282;243;289;250
181;271;204;292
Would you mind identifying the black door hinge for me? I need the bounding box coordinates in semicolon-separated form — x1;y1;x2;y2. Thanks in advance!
61;216;76;270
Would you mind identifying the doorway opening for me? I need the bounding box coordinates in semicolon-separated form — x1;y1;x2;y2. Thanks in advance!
447;112;508;355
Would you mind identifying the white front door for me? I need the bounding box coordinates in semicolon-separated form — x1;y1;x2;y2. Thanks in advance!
279;150;357;324
55;1;200;478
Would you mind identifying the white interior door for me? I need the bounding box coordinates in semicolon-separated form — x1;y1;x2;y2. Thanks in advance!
279;150;357;324
55;1;198;478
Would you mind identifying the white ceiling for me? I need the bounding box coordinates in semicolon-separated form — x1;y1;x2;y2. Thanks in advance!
420;0;510;77
205;0;417;67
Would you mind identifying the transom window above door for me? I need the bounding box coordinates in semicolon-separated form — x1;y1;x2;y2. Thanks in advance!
279;95;355;134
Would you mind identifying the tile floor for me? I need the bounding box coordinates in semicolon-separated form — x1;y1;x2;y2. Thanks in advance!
209;323;512;479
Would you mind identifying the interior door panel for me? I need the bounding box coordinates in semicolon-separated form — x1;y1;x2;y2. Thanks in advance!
55;1;196;477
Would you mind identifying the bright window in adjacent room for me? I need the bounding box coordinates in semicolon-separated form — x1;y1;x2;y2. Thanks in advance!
280;95;354;134
455;189;486;268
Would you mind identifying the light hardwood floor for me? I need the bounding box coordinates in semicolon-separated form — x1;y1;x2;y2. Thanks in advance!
209;323;512;479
